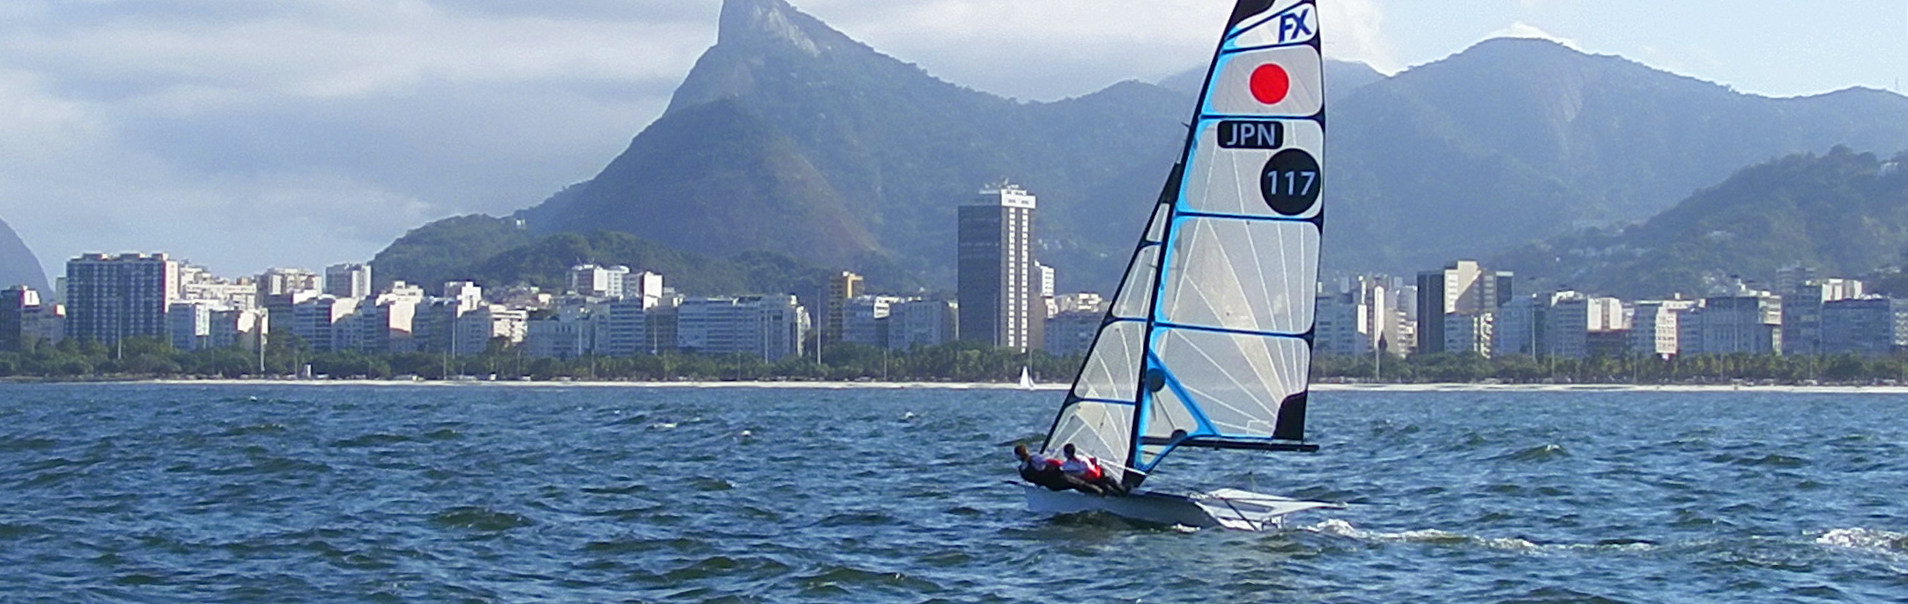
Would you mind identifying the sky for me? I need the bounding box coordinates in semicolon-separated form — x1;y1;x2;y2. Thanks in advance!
1;0;1905;283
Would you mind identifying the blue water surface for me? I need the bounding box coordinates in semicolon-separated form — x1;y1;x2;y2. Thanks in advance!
1;383;1905;603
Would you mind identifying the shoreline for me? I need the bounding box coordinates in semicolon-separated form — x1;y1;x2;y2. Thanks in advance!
10;378;1904;394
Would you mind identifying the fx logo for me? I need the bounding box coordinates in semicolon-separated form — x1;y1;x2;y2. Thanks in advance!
1277;8;1314;44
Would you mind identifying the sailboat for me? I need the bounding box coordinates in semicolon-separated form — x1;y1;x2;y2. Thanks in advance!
1024;0;1338;531
1018;366;1035;390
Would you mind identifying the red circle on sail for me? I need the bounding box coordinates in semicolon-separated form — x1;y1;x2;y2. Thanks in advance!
1249;64;1291;105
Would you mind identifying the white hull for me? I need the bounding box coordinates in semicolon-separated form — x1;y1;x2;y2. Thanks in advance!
1023;485;1339;531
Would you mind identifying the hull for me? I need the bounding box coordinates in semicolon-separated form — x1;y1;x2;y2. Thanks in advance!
1023;485;1339;531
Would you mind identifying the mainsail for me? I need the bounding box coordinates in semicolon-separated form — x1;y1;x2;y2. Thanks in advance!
1043;0;1323;489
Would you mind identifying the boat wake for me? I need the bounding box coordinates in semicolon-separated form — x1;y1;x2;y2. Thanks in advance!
1304;519;1541;551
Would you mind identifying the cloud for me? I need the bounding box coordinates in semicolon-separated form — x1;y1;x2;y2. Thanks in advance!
0;0;722;277
797;0;1395;97
0;0;1404;281
1318;0;1398;74
1487;21;1582;51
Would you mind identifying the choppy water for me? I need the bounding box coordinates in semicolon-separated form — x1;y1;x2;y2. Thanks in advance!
2;384;1906;603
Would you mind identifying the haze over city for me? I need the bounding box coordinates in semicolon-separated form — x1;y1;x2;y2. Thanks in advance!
1;0;1904;280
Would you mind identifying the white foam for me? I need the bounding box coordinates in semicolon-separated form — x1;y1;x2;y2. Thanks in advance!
1303;519;1538;551
1817;528;1908;551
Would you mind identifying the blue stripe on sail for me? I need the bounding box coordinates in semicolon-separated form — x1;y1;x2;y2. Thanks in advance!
1175;209;1318;224
1157;322;1309;340
1072;397;1138;407
1134;354;1221;472
1220;41;1314;54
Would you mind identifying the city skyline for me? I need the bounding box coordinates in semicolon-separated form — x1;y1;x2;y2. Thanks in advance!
2;1;1903;282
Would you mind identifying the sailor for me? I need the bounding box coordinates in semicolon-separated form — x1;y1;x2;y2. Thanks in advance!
1014;444;1075;491
1061;443;1127;496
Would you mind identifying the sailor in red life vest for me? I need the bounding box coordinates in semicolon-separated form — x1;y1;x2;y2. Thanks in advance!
1014;444;1072;491
1060;443;1128;496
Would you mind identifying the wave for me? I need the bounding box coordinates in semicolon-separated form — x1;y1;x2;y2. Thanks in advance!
1496;443;1570;462
1817;528;1908;552
1307;519;1538;551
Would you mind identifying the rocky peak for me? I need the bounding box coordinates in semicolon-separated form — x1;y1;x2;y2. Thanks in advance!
717;0;833;57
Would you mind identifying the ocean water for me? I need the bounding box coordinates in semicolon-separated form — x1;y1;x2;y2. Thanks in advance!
1;383;1906;603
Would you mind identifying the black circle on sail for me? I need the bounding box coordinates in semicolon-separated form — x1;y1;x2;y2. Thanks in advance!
1259;148;1322;216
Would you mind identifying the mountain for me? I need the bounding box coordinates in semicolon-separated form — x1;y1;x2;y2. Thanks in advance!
0;218;46;292
1325;38;1908;273
371;215;846;297
378;0;1908;294
1494;147;1908;298
509;0;1188;291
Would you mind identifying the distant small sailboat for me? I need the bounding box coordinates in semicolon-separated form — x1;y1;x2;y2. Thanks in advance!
1017;366;1035;390
1022;0;1338;531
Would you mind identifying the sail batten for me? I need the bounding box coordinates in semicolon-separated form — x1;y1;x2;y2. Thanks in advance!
1045;0;1323;489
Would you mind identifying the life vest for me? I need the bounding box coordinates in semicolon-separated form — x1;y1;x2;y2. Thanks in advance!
1021;454;1057;473
1062;455;1103;481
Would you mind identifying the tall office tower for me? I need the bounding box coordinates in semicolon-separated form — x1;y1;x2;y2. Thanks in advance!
64;253;181;346
1;285;39;351
957;182;1038;351
1414;260;1512;355
823;271;863;344
324;263;373;299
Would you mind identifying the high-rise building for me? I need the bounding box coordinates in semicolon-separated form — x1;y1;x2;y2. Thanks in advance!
1043;295;1107;358
623;271;666;308
570;264;630;299
1415;261;1511;355
841;295;903;347
167;301;214;351
888;299;958;350
65;253;181;346
676;295;808;361
291;295;360;353
527;305;595;360
256;267;320;336
1782;278;1865;356
325;263;373;300
592;298;653;356
1682;292;1782;355
1;285;39;351
1820;298;1908;357
958;182;1038;351
823;271;863;344
1316;276;1392;358
1630;299;1699;356
1543;294;1628;359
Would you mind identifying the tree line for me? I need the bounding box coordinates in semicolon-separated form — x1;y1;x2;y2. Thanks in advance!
1315;352;1908;385
9;336;1908;386
0;336;1080;383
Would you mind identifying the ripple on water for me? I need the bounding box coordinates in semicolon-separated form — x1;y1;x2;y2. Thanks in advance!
0;436;58;452
794;566;942;597
430;506;535;532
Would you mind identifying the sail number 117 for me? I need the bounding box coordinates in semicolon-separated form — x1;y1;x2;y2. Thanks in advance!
1259;148;1322;215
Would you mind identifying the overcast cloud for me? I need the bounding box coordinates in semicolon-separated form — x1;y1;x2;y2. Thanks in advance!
0;0;1900;281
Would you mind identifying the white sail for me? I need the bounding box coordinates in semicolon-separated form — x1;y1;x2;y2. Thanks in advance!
1044;0;1323;488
